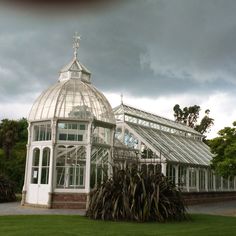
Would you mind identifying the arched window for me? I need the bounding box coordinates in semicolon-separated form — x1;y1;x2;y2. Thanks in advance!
41;148;50;184
31;148;40;184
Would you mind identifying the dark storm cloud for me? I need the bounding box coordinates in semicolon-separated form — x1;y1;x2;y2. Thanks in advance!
1;0;236;102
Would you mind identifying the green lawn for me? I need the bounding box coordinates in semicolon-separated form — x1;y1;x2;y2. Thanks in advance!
0;214;236;236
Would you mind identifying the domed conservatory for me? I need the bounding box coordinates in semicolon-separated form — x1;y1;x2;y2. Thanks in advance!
22;35;236;209
22;34;116;208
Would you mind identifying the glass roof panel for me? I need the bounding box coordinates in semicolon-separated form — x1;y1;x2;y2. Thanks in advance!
127;123;213;165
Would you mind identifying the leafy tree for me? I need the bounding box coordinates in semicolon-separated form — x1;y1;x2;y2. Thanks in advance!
173;105;214;134
0;118;28;192
0;119;19;159
209;121;236;177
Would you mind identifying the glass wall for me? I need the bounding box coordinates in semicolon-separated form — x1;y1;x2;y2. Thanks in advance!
189;168;197;189
208;170;214;191
93;126;112;145
124;129;139;149
57;122;88;142
178;165;187;188
223;178;228;190
166;164;176;184
33;123;51;141
229;176;235;190
199;169;206;191
90;146;109;189
31;148;40;184
41;148;50;184
215;175;222;190
56;145;86;189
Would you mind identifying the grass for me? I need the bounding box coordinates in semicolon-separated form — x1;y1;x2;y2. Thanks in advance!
0;214;236;236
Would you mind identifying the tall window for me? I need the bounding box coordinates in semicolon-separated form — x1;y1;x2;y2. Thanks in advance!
33;123;51;141
41;148;50;184
93;126;112;145
57;122;87;142
90;147;109;189
199;169;206;191
223;178;228;190
229;176;235;190
208;171;214;191
189;168;197;188
56;145;86;189
215;175;222;190
167;164;176;184
31;148;40;184
178;165;187;188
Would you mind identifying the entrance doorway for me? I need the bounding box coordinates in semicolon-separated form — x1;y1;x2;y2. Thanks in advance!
27;147;51;205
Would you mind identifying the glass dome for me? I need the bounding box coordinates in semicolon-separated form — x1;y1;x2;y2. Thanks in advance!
29;55;115;124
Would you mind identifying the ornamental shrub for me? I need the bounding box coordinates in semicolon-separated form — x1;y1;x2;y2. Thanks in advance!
86;165;187;222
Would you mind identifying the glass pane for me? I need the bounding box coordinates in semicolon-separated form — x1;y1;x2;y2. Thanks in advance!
34;126;39;141
31;167;39;184
68;134;76;141
79;124;86;130
42;148;50;166
59;133;67;140
41;167;49;184
46;124;51;140
39;125;46;141
56;167;65;187
32;149;40;166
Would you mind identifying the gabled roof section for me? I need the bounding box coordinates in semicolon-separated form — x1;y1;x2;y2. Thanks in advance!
126;122;213;165
113;103;202;137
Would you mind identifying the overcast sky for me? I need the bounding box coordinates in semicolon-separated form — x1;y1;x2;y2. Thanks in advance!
0;0;236;138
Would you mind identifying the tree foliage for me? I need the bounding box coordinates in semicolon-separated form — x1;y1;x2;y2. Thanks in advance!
173;105;214;134
87;165;187;222
0;118;28;192
0;175;16;203
208;121;236;177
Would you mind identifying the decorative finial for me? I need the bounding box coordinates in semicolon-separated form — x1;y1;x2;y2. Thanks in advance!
73;32;81;59
121;93;123;105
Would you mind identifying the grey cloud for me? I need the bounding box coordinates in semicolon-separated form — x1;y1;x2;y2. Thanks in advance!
0;0;236;102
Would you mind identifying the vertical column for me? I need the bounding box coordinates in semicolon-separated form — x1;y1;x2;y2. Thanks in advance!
228;177;230;191
47;119;57;208
121;124;125;144
221;177;223;191
85;122;92;194
196;168;199;192
47;145;55;208
108;127;115;179
21;123;32;206
161;162;167;176
205;169;208;192
234;176;236;190
186;167;190;192
213;174;216;191
175;164;179;186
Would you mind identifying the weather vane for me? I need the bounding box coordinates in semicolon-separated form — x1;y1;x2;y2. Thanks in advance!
121;93;123;105
73;32;81;59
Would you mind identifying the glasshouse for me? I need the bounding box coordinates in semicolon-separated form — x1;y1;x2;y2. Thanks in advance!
22;35;236;209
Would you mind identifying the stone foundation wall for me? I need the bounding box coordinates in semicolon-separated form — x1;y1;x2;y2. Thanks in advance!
51;193;88;209
50;191;236;209
183;191;236;205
